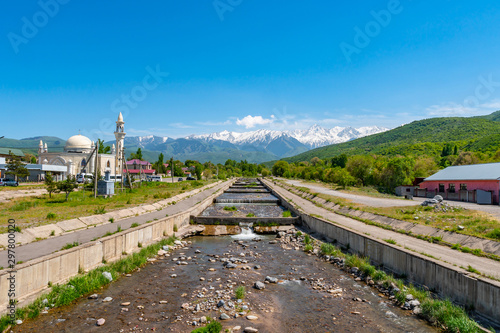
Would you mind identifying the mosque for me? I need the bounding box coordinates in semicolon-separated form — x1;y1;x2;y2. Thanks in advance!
38;113;126;179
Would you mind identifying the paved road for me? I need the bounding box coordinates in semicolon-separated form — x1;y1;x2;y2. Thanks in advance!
284;179;500;220
0;180;230;264
265;179;500;280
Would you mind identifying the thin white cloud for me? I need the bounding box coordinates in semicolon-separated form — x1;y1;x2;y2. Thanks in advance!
236;115;275;129
195;120;232;126
170;123;195;129
426;103;475;117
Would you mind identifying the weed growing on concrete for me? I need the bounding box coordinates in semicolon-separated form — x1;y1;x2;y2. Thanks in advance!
223;206;237;211
282;210;292;217
173;224;178;233
384;238;397;245
50;230;55;236
94;206;106;214
109;217;115;223
131;223;139;228
61;242;79;250
246;213;256;217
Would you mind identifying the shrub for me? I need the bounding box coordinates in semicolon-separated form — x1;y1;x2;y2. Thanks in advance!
173;224;178;232
46;212;56;220
131;223;139;228
304;244;313;252
282;210;292;217
191;321;222;333
303;234;312;245
223;206;237;211
235;286;245;299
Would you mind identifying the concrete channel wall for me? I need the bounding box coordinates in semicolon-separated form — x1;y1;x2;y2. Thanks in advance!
0;179;235;314
192;216;299;225
261;179;500;325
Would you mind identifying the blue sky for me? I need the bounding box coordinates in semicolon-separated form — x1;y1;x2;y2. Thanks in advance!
1;1;500;141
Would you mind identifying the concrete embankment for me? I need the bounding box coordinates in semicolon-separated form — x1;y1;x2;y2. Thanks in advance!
261;178;500;326
0;179;235;314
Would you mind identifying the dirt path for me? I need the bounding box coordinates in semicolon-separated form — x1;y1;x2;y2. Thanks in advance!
0;188;47;203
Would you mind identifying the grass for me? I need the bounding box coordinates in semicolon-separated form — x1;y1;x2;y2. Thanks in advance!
60;242;79;250
320;242;341;257
0;236;177;332
131;223;139;228
46;212;56;220
282;210;292;218
246;213;255;217
173;224;178;232
223;206;237;211
191;320;222;333
0;180;214;231
384;238;397;245
235;286;245;299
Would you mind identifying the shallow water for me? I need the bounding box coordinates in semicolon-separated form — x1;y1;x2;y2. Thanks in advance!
13;235;436;333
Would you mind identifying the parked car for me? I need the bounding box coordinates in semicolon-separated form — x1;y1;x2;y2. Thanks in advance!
178;177;183;182
186;176;196;180
4;179;19;187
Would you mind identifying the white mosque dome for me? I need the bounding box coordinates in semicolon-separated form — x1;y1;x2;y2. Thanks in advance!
65;134;92;152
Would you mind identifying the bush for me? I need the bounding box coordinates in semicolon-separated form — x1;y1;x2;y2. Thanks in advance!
486;228;500;240
235;286;245;299
282;210;292;218
46;212;56;220
223;206;237;211
131;223;139;228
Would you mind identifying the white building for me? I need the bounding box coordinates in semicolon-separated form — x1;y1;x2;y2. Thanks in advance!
38;113;126;179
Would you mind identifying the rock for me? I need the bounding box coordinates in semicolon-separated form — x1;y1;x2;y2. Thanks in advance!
162;245;170;251
220;313;231;320
350;267;359;274
413;306;422;315
233;326;241;331
405;294;414;301
226;263;237;269
88;294;99;299
195;249;201;253
96;318;105;326
171;274;177;278
15;319;23;325
157;249;167;256
265;276;278;283
159;300;168;304
254;265;261;270
181;303;190;309
269;240;277;244
195;304;201;312
254;281;265;290
246;315;258;320
174;240;183;246
458;225;465;230
433;195;443;202
217;300;225;308
408;300;421;309
244;327;259;333
102;297;113;302
121;302;131;306
200;316;207;324
200;277;205;281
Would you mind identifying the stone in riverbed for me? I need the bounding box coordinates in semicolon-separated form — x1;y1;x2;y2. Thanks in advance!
88;294;99;299
121;302;130;306
244;327;258;333
254;281;265;290
102;297;113;302
220;313;231;320
265;276;278;283
96;318;105;326
246;315;258;320
217;300;225;308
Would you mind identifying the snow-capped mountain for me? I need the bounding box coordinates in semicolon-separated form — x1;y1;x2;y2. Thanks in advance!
188;125;389;149
113;125;389;164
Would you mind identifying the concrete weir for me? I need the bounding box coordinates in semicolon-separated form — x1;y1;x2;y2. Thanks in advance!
192;178;296;226
262;178;500;326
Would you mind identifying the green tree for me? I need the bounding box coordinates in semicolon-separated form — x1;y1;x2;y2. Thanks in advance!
331;154;348;168
195;164;203;180
261;168;270;177
129;148;143;161
336;168;356;189
153;153;166;174
346;155;373;186
6;151;29;181
97;139;111;154
380;157;415;192
57;175;78;201
44;172;59;198
272;161;290;177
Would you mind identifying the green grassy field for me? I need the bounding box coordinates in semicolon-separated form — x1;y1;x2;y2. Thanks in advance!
0;180;214;231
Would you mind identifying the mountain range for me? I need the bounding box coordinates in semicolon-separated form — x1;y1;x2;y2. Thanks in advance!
118;125;388;163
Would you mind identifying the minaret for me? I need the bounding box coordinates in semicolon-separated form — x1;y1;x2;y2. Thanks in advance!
114;112;126;177
38;140;44;163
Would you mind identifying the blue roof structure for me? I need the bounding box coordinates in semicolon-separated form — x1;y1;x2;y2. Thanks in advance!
424;162;500;181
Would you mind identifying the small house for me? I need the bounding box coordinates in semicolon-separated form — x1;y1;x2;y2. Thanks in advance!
417;162;500;204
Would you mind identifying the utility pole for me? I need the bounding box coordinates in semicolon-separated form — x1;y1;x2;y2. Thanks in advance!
171;157;174;183
93;141;99;198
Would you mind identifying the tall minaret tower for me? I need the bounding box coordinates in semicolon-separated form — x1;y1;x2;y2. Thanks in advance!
114;112;126;177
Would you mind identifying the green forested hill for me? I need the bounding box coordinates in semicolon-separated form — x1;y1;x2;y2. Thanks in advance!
283;114;500;163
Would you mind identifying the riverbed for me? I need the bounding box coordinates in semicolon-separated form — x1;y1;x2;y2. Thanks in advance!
12;232;436;333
